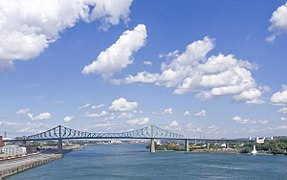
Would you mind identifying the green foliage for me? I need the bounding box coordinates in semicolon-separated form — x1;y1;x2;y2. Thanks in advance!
240;139;287;155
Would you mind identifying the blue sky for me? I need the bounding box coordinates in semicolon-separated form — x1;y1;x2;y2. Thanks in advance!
1;0;287;138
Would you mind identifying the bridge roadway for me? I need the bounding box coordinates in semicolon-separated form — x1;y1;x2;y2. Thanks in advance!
3;125;254;153
4;137;253;143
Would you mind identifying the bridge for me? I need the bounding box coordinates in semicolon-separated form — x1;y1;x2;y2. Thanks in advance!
3;125;254;153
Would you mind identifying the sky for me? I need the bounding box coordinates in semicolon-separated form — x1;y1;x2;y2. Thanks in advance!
1;0;287;139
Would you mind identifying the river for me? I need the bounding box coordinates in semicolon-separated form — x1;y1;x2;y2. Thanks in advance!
5;144;287;179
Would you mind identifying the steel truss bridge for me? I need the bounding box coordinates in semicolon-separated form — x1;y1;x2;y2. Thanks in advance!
25;125;184;141
3;125;254;152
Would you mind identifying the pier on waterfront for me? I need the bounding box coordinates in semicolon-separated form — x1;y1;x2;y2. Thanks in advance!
0;153;62;179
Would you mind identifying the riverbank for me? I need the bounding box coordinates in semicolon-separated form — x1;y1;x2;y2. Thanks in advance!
0;153;63;179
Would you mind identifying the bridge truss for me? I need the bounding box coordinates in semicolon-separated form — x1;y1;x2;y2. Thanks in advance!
24;125;184;141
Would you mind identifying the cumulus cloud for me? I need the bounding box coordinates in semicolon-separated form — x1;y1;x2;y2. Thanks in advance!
268;125;287;130
28;112;52;120
64;115;74;122
271;85;287;105
232;116;256;125
169;120;179;126
91;104;105;109
0;0;133;71
16;108;30;114
258;120;269;125
85;111;109;118
281;117;287;121
82;24;147;78
109;98;138;112
15;108;51;121
126;117;149;125
79;103;91;109
195;110;207;117
183;110;191;117
153;108;173;115
267;2;287;42
278;107;287;113
117;37;263;104
167;120;181;131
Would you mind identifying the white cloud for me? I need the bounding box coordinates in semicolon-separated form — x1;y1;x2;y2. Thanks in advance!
126;117;149;125
82;24;147;78
232;115;256;125
195;110;207;117
0;0;133;71
183;110;191;117
281;117;287;121
85;111;108;118
271;86;287;105
278;107;287;114
169;120;179;126
64;115;74;122
258;120;269;125
15;108;51;121
167;120;181;131
0;120;51;135
153;108;173;115
118;37;263;104
117;112;133;119
79;103;91;109
109;98;138;112
27;113;34;119
268;125;287;130
28;112;51;121
91;104;105;109
267;2;287;42
16;108;30;114
143;61;152;65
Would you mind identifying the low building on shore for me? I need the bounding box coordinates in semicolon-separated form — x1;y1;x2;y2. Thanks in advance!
0;145;27;158
256;137;265;144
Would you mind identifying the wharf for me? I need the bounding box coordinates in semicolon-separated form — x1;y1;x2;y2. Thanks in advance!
0;153;63;179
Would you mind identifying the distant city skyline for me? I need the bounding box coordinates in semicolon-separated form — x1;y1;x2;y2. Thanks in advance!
0;0;287;138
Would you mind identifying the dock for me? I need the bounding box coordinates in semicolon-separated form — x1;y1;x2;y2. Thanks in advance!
0;153;63;179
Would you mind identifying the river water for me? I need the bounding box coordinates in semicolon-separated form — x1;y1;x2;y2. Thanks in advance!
6;144;287;179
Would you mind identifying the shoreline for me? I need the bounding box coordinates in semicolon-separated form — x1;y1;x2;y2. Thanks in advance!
156;149;287;156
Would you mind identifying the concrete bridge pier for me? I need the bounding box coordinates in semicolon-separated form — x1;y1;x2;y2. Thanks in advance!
57;139;63;151
185;139;189;152
150;138;156;153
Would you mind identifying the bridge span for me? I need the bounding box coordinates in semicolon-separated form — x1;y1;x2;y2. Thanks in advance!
4;125;254;153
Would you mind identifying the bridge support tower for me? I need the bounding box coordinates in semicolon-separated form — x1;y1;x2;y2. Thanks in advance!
57;125;63;151
150;138;156;153
185;139;189;152
57;139;63;151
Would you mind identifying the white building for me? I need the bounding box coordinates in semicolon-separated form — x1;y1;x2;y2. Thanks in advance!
256;137;265;144
0;145;27;158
